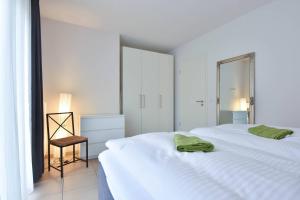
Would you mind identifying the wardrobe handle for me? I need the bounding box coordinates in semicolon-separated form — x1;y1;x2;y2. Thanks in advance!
159;94;162;108
143;95;146;108
139;94;143;108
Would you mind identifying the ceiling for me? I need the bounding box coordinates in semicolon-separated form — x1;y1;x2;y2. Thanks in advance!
40;0;275;52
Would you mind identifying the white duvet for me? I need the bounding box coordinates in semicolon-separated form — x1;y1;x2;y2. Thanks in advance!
99;124;300;200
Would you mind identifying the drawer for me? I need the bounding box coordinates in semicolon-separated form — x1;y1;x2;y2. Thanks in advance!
233;116;247;120
80;142;107;159
80;116;124;131
232;112;248;119
81;129;124;144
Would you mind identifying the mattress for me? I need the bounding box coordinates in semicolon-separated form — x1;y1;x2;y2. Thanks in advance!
99;124;300;200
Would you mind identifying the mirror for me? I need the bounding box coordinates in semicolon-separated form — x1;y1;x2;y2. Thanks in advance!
217;53;255;125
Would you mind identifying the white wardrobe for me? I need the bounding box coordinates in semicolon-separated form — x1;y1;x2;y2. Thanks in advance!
122;47;174;137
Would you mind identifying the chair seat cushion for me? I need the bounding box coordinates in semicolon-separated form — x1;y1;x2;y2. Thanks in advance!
50;135;88;147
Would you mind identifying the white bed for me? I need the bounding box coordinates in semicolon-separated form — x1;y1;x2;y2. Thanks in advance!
99;124;300;200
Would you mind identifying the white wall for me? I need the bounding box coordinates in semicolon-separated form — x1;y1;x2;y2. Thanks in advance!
42;18;120;116
42;18;120;155
172;0;300;128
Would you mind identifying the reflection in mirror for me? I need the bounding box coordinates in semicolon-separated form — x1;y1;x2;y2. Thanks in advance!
217;53;255;125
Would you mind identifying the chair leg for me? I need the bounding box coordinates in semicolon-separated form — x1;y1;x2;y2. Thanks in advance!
60;147;64;178
86;141;88;168
48;144;51;171
73;144;75;162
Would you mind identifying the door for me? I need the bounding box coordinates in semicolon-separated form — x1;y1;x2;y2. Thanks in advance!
122;47;142;136
141;51;159;133
177;56;207;131
158;54;174;132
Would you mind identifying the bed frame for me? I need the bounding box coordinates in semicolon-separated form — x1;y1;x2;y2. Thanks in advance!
98;161;114;200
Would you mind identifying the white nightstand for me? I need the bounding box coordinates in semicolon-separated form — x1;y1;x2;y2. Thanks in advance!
80;114;124;159
232;111;248;124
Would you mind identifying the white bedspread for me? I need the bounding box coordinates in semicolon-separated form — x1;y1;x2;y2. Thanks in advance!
99;124;300;200
99;150;153;200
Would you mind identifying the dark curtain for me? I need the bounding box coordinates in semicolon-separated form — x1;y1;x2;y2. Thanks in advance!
31;0;44;183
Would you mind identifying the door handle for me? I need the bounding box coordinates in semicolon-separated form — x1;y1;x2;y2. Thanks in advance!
196;100;204;106
249;97;254;105
139;94;143;108
159;94;162;108
143;94;146;108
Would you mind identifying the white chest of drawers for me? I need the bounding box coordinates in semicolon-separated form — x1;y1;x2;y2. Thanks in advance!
80;114;124;159
232;111;248;124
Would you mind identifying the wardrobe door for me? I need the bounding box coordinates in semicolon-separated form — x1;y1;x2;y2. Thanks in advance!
122;47;142;137
158;54;174;132
141;51;160;133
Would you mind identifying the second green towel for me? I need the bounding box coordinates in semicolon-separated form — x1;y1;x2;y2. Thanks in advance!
248;125;293;140
174;133;214;152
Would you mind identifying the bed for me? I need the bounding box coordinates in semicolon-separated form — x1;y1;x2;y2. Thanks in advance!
98;124;300;200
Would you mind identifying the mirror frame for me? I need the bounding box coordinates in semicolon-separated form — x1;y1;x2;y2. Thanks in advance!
216;52;255;125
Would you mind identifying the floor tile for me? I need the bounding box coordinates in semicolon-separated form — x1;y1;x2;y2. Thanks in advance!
29;192;62;200
90;159;100;174
64;185;98;200
30;159;99;200
63;171;97;192
29;178;62;199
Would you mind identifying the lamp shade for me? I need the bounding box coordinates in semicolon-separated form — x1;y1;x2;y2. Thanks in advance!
59;93;72;112
240;98;248;111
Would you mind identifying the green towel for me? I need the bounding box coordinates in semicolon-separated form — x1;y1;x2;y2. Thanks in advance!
248;125;293;140
174;134;214;152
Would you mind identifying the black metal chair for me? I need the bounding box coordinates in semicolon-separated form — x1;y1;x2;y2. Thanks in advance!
46;112;88;178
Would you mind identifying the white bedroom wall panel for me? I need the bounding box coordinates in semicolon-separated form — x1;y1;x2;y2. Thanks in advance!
123;47;174;136
41;18;120;155
42;18;120;116
172;0;300;128
42;18;120;155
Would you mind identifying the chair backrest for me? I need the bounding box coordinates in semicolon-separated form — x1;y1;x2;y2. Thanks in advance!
46;112;75;141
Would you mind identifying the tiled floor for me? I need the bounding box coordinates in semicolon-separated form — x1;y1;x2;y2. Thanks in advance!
29;159;99;200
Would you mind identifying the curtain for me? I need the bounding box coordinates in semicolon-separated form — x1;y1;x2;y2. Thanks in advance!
0;0;34;199
31;0;44;183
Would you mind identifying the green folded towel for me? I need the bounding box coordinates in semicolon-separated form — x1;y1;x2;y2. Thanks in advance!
248;125;293;140
174;133;214;152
